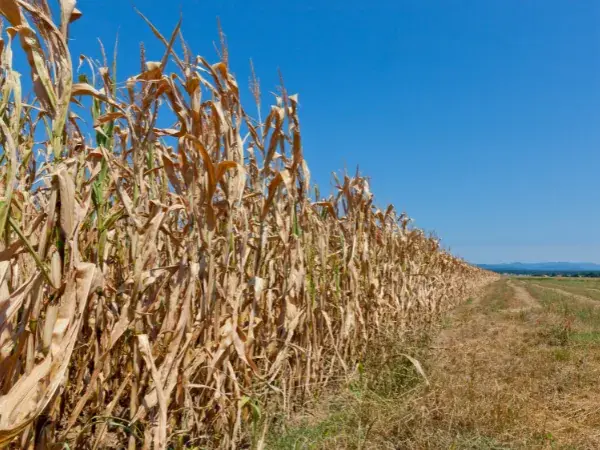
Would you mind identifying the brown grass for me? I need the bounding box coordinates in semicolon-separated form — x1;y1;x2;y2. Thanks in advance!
0;2;495;448
270;279;600;449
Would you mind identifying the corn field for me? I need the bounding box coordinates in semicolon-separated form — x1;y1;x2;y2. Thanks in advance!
0;1;496;448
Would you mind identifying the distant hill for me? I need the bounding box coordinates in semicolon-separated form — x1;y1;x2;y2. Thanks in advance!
478;262;600;273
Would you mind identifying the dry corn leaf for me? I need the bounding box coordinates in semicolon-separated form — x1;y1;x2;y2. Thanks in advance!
0;2;496;447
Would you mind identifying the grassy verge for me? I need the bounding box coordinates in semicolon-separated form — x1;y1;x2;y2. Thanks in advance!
263;327;435;449
481;278;515;311
264;279;600;449
263;282;508;449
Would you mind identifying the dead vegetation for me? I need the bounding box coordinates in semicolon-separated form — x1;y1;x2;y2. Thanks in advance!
0;1;495;448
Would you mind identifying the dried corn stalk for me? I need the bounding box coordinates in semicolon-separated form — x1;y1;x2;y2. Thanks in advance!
0;1;497;448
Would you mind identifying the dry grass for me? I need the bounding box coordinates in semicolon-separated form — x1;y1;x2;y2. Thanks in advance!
0;2;495;448
528;277;600;302
270;279;600;449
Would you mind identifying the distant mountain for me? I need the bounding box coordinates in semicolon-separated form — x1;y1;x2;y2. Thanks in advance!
478;262;600;272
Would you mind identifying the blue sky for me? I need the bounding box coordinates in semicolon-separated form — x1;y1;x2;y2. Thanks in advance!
63;1;600;262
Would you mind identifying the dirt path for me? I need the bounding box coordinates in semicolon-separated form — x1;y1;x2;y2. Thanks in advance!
414;278;600;449
506;280;541;311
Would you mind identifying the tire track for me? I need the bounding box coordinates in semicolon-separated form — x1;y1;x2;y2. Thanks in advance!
506;280;541;311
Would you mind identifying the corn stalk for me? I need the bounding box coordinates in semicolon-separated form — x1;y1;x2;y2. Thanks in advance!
0;2;497;448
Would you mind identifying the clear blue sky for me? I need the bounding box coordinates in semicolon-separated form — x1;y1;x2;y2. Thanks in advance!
64;1;600;263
